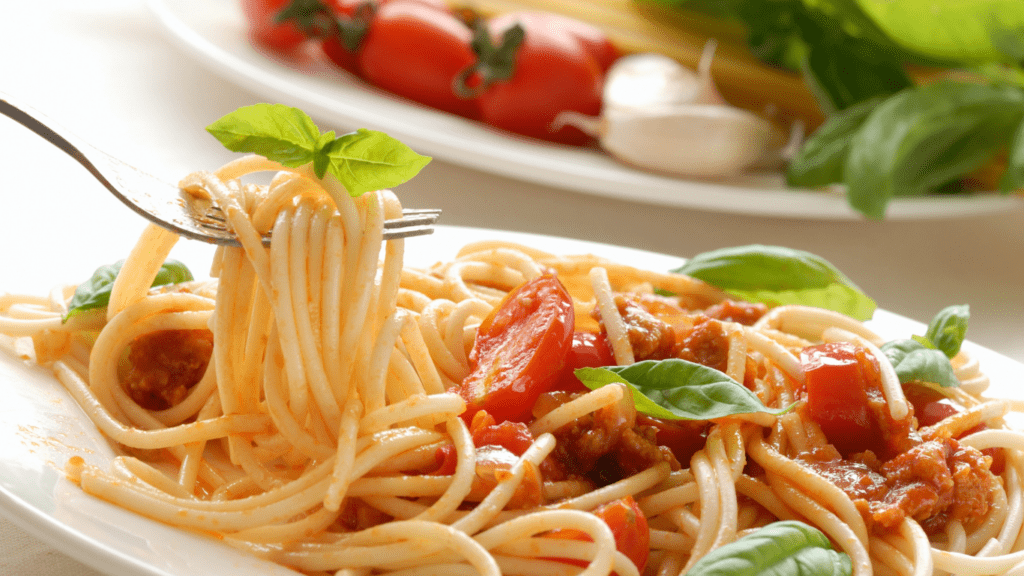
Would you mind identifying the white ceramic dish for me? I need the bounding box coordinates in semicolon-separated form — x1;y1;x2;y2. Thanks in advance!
145;0;1023;221
2;225;1024;576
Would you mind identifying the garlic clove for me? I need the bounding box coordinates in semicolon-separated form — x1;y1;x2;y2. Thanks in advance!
602;52;702;110
692;39;727;107
598;105;781;178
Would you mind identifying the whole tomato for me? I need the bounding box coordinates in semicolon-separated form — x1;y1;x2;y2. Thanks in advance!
357;1;481;118
455;274;575;423
319;0;449;75
242;0;310;52
465;12;606;145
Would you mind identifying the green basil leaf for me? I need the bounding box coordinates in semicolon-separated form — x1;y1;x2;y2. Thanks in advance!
324;128;432;197
206;103;321;167
799;29;912;114
207;105;432;196
576;360;791;421
1001;117;1024;192
852;0;1024;64
881;339;959;388
787;97;882;188
687;520;852;576
924;304;970;359
844;81;1024;219
673;245;876;320
64;259;194;322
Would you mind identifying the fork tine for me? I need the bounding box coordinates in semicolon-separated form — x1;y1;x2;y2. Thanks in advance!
196;207;440;245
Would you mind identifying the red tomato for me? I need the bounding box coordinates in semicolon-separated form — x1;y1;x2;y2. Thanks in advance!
546;496;650;574
497;11;618;72
456;274;575;423
357;1;481;118
552;331;615;392
638;414;709;466
473;13;604;145
319;0;450;75
242;0;309;52
469;410;535;455
801;342;885;455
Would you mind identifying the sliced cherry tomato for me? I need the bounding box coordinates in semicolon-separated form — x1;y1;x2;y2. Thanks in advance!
470;13;604;145
456;274;575;423
357;1;481;118
545;496;650;574
242;0;310;52
469;410;535;455
552;331;615;392
801;342;882;456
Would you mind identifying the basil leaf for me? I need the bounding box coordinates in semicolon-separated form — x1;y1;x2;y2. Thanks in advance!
207;104;431;196
687;520;852;576
1001;117;1024;192
576;360;791;421
206;103;321;167
64;259;194;322
787;97;882;188
324;129;433;196
673;245;876;320
853;0;1024;64
923;304;970;359
881;339;959;388
844;81;1024;219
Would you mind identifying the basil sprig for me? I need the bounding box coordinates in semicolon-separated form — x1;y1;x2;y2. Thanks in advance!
206;104;431;196
63;259;193;322
673;245;876;321
687;521;852;576
575;360;790;421
880;304;969;388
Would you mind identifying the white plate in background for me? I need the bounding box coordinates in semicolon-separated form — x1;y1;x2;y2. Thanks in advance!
146;0;1023;220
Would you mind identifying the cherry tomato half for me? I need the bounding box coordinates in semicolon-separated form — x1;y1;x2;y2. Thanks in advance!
357;1;481;118
242;0;309;52
551;331;616;392
456;274;575;423
801;342;882;456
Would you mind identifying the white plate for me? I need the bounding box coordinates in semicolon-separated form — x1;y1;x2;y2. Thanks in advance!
145;0;1024;221
2;225;1024;576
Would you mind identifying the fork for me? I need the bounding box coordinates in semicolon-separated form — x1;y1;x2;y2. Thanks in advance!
0;92;439;246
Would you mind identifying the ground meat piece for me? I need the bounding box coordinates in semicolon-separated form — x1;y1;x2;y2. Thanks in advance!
609;294;677;360
540;391;679;484
674;316;730;374
801;438;995;534
122;329;213;410
703;300;768;326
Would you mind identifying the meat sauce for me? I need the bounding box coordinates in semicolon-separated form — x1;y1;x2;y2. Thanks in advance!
800;342;998;534
122;329;214;410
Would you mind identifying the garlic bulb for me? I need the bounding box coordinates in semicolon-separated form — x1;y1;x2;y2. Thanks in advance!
556;41;788;178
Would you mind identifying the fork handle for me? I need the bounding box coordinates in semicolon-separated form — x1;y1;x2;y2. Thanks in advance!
0;91;106;186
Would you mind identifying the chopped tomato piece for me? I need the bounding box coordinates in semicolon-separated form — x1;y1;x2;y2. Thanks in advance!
801;342;882;456
469;410;535;455
457;274;575;423
545;496;650;574
638;414;709;466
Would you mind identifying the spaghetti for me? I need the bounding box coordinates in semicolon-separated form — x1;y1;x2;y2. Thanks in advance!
2;154;1023;576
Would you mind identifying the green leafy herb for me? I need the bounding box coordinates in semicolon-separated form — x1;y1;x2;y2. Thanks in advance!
686;520;852;576
64;260;193;322
787;97;881;188
575;360;791;421
673;245;876;320
853;0;1024;64
923;304;970;358
206;104;431;196
880;339;959;388
1002;119;1024;191
843;81;1024;219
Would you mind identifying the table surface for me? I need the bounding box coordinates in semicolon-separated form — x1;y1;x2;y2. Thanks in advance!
1;0;1022;574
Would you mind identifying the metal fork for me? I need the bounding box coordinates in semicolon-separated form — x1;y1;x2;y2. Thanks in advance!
0;93;439;246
